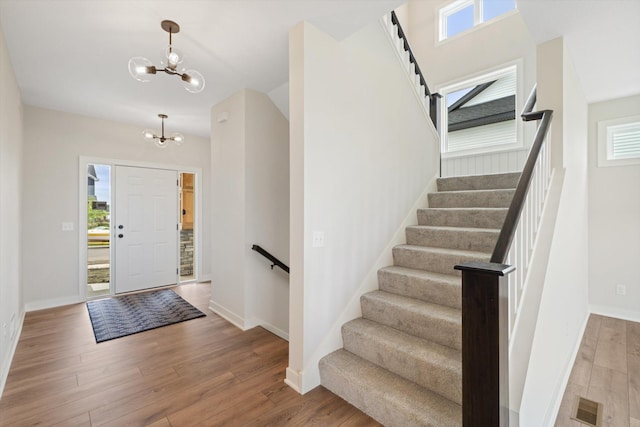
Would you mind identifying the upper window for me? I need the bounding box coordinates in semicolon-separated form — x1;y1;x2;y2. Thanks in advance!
439;0;516;41
598;115;640;167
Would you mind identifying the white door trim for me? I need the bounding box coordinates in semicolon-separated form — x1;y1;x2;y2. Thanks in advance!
78;156;203;300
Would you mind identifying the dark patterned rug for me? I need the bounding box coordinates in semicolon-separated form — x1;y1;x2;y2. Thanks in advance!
86;289;206;343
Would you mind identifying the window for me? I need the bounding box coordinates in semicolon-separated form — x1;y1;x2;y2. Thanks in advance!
440;66;518;155
598;115;640;167
439;0;516;41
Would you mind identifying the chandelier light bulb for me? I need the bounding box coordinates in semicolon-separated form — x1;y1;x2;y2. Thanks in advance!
181;69;205;93
128;57;156;82
142;129;156;140
171;132;185;145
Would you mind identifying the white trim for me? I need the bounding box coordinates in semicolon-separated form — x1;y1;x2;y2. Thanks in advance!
253;318;289;341
0;311;24;399
590;304;640;323
597;114;640;167
436;0;518;44
78;156;203;303
542;311;590;426
284;367;303;394
208;299;251;331
438;61;523;157
25;296;84;312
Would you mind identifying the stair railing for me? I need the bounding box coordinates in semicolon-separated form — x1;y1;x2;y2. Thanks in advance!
251;244;289;273
382;11;442;133
455;85;553;426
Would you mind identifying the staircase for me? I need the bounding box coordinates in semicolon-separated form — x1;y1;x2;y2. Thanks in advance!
319;172;520;426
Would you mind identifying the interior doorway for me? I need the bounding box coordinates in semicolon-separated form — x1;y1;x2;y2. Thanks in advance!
179;172;196;282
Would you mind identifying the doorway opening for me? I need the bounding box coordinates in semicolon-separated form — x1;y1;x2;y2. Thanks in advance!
179;172;195;282
87;163;111;298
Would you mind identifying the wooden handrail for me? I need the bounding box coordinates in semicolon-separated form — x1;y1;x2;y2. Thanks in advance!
491;87;553;263
390;11;441;132
251;244;289;273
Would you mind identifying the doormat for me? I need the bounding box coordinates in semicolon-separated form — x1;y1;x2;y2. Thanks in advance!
86;289;206;343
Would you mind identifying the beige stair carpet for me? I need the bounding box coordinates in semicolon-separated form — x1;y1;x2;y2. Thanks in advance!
319;172;519;426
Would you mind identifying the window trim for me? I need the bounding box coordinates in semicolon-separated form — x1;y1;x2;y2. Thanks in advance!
438;63;522;158
437;0;517;43
597;115;640;167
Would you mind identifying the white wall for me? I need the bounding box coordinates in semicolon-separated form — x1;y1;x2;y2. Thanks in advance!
588;94;640;322
0;21;24;397
22;107;211;309
407;1;536;174
287;20;440;393
210;89;290;338
519;38;590;425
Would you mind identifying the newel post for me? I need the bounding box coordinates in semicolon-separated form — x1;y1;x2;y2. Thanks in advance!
454;261;514;427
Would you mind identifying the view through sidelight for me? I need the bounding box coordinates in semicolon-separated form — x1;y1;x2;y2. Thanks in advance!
87;164;111;298
179;173;195;281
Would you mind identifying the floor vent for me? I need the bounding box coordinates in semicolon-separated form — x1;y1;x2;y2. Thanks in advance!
571;396;602;427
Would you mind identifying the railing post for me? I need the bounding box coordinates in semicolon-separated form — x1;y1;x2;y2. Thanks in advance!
429;92;442;134
455;261;514;427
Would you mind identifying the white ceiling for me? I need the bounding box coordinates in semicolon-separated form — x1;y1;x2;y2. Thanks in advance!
0;1;638;139
517;0;640;103
0;0;402;138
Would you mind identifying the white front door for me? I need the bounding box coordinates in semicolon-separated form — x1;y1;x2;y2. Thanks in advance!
114;166;178;294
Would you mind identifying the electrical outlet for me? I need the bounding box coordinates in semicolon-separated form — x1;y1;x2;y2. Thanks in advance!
312;231;325;247
616;284;626;295
62;222;74;231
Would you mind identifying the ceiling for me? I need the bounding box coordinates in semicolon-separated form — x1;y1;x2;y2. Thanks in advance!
517;0;640;103
0;1;638;139
0;0;402;138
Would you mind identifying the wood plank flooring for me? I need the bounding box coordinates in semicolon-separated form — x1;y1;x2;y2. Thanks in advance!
0;283;380;426
555;314;640;427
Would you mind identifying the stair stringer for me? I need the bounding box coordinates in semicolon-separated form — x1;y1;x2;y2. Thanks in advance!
298;177;438;393
508;168;564;423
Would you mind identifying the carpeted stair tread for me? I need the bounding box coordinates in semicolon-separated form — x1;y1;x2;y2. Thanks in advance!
428;188;515;208
319;349;461;427
342;318;462;403
392;244;490;276
437;172;520;192
418;207;508;229
406;225;499;252
378;266;460;308
361;290;461;350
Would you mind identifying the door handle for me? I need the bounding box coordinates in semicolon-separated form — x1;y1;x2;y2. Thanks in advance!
118;234;124;238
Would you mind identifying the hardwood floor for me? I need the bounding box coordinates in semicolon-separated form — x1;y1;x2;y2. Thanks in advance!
0;283;380;426
555;314;640;427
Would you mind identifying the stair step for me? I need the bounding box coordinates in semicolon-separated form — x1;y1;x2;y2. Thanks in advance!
378;266;460;309
361;290;461;350
319;349;461;427
418;207;508;229
437;172;521;192
342;318;462;404
392;245;490;276
406;225;499;252
428;188;515;208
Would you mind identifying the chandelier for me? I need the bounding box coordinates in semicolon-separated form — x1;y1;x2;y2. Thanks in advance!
128;20;205;93
143;114;184;148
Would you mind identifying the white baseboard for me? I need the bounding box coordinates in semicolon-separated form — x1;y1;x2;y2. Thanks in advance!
590;304;640;323
198;274;212;283
285;367;303;394
25;295;84;312
254;318;289;341
0;310;25;399
208;300;250;331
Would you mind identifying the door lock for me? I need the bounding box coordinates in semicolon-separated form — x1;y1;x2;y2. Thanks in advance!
118;234;124;238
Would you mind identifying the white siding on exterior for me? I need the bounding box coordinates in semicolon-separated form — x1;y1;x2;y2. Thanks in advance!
447;119;517;153
465;72;516;106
